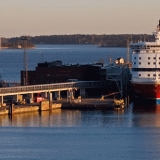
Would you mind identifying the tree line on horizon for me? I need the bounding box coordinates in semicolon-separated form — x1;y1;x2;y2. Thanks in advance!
2;34;155;48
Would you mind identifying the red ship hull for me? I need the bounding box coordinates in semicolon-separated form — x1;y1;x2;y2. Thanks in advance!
132;83;160;100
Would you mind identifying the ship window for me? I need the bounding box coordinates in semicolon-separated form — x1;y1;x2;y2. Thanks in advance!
153;50;155;53
139;74;141;77
148;62;150;65
148;74;150;76
148;57;150;59
159;62;160;64
159;74;160;76
159;57;160;59
139;62;141;65
153;57;156;59
153;62;156;64
153;74;156;76
134;57;136;59
134;62;136;65
139;57;141;59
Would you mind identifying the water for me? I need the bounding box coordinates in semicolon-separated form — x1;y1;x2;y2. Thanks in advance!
0;104;160;159
0;45;159;159
0;45;127;82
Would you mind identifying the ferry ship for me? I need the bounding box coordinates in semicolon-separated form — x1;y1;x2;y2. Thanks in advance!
130;20;160;104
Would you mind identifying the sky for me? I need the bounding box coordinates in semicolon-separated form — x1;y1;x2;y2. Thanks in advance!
0;0;160;38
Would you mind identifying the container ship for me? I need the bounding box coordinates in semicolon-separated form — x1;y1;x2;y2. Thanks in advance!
130;20;160;104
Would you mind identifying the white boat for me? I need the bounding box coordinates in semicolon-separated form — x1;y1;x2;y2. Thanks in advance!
130;20;160;104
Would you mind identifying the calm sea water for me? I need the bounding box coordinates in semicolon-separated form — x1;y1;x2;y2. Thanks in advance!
0;45;160;160
0;44;127;82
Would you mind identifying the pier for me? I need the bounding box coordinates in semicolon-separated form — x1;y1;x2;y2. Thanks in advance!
0;63;131;115
0;98;116;116
0;81;104;105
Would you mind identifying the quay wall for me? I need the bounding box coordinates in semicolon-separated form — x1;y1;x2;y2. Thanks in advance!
0;98;127;116
0;101;62;115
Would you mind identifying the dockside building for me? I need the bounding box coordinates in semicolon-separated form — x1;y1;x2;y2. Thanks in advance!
21;60;105;85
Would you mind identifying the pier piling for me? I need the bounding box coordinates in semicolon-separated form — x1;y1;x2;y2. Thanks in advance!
9;103;14;115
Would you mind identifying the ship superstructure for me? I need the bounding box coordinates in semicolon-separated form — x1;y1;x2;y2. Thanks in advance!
130;20;160;103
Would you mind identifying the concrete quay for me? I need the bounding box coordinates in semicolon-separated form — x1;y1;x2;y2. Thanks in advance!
61;98;114;110
0;98;117;116
0;101;62;116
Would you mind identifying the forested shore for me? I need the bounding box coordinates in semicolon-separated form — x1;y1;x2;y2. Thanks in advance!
2;34;154;48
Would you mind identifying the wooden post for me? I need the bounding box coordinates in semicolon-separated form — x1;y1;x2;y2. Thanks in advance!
127;96;130;106
9;103;14;115
49;100;52;111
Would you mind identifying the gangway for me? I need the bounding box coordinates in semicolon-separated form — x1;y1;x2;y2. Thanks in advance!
0;81;103;96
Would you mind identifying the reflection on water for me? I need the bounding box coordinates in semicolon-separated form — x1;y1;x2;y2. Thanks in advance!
132;102;160;127
1;101;160;127
0;109;82;127
0;109;125;127
1;104;160;159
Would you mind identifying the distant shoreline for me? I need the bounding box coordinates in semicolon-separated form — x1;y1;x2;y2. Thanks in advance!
1;47;35;49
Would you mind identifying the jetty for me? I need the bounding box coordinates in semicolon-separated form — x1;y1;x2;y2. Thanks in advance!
0;97;127;116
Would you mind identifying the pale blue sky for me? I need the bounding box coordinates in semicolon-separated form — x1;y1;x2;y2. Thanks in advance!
0;0;160;37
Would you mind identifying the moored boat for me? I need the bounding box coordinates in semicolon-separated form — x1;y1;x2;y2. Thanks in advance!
130;20;160;104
